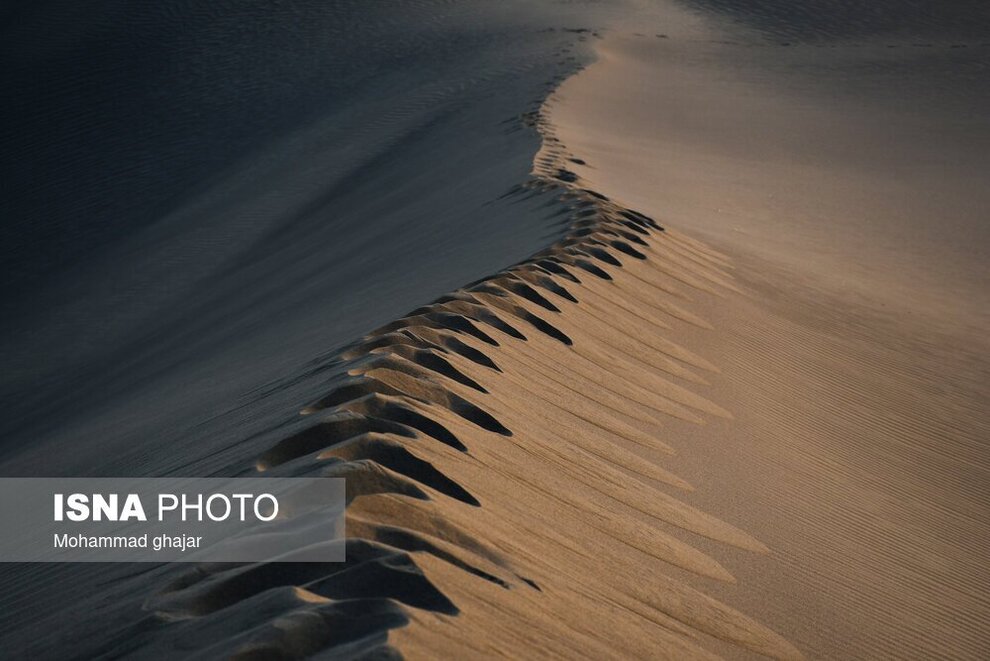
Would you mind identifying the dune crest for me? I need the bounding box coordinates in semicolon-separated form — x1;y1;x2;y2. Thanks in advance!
111;103;802;660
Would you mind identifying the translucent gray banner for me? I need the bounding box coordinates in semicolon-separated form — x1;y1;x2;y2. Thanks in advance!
0;478;345;562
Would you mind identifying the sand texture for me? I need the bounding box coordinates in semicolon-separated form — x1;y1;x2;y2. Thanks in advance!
2;2;988;659
547;25;990;659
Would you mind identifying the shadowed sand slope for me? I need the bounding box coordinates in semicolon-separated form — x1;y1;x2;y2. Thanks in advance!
65;113;803;661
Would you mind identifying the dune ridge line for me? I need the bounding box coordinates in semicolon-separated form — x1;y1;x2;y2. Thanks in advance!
107;82;801;661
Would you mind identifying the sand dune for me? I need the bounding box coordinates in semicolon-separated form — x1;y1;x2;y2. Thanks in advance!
3;2;987;659
94;121;803;659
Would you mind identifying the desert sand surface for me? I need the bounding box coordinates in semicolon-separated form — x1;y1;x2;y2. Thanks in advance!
548;10;990;659
2;1;988;659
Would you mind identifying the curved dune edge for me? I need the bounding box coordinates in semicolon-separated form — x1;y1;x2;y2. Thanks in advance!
126;101;802;660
